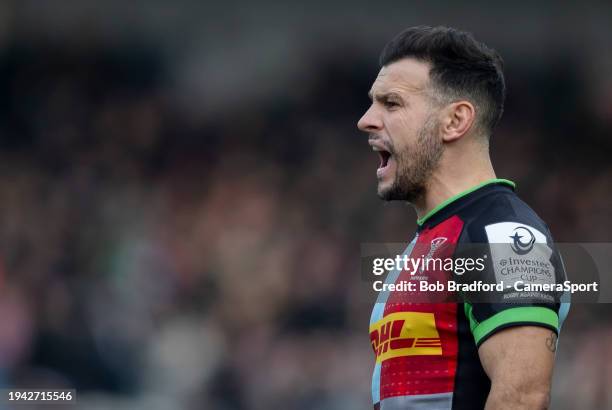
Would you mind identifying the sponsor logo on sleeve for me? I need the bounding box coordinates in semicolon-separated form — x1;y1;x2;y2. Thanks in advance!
509;226;536;255
484;222;556;296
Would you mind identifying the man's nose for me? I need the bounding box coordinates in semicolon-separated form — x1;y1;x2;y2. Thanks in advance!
357;105;383;133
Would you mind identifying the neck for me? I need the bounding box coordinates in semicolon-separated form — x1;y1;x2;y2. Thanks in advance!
413;146;496;221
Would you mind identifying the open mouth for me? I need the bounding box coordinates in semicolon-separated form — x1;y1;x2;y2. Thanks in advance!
369;139;394;178
378;150;391;170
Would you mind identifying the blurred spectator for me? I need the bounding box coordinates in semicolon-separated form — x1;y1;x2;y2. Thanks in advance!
0;8;611;410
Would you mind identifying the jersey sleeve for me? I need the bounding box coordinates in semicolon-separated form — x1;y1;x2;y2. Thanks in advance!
459;219;567;347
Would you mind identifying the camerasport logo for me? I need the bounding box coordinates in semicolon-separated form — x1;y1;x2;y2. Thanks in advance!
509;226;536;255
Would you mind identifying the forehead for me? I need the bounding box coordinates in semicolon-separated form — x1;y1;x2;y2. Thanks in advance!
370;58;431;94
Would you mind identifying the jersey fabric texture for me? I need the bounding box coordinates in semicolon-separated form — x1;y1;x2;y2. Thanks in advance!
369;179;570;410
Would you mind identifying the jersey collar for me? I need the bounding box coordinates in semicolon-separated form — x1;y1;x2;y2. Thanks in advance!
417;178;516;228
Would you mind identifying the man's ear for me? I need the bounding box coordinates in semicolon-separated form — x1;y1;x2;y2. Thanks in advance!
439;101;476;142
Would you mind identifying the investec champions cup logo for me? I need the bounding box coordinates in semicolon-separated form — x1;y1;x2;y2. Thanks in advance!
369;312;442;363
509;227;536;255
485;221;554;285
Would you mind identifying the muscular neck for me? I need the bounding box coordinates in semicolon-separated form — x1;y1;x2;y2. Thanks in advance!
413;141;496;221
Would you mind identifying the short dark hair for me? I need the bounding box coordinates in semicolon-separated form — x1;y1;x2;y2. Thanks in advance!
380;26;505;134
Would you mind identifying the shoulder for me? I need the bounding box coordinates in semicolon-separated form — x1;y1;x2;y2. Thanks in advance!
458;189;554;245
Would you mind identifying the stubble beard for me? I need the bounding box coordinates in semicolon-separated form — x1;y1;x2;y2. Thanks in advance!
378;115;444;203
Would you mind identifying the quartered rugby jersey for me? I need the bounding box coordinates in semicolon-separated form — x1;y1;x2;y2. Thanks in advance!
369;179;570;410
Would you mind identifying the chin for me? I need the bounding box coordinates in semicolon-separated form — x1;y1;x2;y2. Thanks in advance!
377;179;423;203
376;182;396;201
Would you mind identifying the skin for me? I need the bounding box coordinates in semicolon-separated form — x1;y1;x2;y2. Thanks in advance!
357;58;556;409
479;327;556;409
357;58;496;219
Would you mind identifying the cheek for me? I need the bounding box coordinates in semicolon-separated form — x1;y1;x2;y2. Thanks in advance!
386;112;419;149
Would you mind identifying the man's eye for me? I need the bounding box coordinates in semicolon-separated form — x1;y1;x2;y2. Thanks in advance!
384;100;400;108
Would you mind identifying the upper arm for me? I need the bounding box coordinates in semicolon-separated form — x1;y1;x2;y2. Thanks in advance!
461;215;569;408
478;325;557;409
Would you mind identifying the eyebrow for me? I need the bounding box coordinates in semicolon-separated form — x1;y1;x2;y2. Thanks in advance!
368;90;404;102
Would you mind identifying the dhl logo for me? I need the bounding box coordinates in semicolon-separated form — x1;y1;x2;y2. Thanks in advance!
369;312;442;363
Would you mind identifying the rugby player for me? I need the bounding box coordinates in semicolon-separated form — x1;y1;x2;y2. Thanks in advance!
358;26;569;410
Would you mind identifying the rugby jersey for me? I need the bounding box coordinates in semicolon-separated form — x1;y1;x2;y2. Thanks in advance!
369;179;570;409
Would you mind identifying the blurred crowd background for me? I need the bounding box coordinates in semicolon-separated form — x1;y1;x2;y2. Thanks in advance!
0;1;611;409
